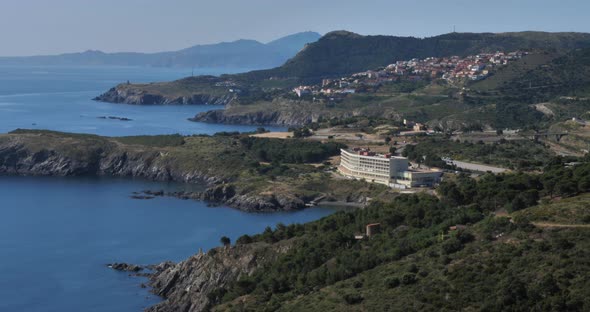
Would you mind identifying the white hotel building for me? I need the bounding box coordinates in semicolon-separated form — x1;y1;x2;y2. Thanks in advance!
338;148;442;188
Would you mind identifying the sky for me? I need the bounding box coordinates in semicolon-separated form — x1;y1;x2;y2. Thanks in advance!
1;0;589;56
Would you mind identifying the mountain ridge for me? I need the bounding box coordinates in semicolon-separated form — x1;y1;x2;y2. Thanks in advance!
233;30;590;83
0;31;321;69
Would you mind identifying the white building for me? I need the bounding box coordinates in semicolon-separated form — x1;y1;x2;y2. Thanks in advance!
293;86;312;97
339;148;443;188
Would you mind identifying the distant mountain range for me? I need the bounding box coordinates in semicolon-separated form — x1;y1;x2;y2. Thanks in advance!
0;31;321;69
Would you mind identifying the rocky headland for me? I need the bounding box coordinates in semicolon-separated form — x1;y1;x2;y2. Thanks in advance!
190;98;360;127
0;130;383;309
190;109;312;126
0;130;313;212
94;85;235;105
143;240;293;312
93;76;237;105
0;130;376;213
106;240;293;312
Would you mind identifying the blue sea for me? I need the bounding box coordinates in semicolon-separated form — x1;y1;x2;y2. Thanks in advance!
0;65;283;136
0;66;330;312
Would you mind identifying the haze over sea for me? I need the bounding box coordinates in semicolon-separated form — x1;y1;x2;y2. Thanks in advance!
0;66;331;312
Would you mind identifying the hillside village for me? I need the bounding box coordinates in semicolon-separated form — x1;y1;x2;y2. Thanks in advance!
293;50;527;97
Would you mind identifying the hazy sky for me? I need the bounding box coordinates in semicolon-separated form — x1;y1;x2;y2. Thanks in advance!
1;0;589;56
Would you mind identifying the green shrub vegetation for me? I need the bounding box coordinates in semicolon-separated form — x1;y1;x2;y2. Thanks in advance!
487;48;590;102
403;137;555;170
113;134;186;147
2;130;390;209
208;157;590;311
239;137;344;164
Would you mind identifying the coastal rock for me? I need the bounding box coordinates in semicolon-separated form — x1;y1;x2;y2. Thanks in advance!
0;140;208;183
227;193;305;212
0;135;306;212
190;97;327;126
147;241;294;312
136;186;305;212
192;109;284;125
98;116;133;121
189;97;397;126
191;108;322;127
108;263;144;272
93;85;236;105
200;184;236;202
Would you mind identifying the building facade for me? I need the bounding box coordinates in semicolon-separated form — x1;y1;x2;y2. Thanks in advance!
339;148;442;188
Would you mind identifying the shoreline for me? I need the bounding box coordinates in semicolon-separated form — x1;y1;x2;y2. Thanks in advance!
0;130;376;213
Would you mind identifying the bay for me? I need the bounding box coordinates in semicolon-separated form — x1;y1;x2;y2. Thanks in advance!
0;65;283;136
0;176;333;312
0;66;321;312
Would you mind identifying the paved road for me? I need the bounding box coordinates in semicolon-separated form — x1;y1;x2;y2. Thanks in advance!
447;160;508;173
533;222;590;229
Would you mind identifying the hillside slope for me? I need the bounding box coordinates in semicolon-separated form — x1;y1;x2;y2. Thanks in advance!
200;165;590;311
95;31;590;106
235;31;590;83
140;161;590;312
492;47;590;101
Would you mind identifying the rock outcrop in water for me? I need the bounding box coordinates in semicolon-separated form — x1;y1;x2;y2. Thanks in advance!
146;241;293;312
136;185;306;212
94;86;236;105
108;263;144;272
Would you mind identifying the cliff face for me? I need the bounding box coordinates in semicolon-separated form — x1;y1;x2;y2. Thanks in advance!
0;133;305;212
190;109;317;126
188;95;407;127
146;241;294;312
191;97;355;126
94;86;236;105
0;138;208;182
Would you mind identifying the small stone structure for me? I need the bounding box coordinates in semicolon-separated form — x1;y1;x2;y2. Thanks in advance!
366;223;382;237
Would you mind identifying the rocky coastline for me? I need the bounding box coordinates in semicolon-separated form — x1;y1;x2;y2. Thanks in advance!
0;131;322;311
190;109;291;126
93;83;349;127
110;240;294;312
93;85;236;105
190;107;331;127
0;140;209;183
134;187;306;212
0;134;305;212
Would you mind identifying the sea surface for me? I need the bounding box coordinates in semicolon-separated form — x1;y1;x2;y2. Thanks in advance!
0;66;330;312
0;176;334;312
0;65;283;136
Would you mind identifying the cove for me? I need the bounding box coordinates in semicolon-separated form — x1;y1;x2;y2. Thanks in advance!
0;176;335;312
